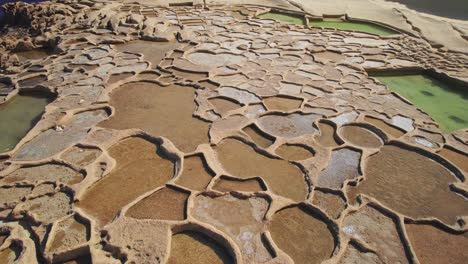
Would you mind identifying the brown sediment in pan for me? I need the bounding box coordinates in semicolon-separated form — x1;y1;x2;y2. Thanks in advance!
99;82;210;153
214;138;307;202
126;186;189;220
242;124;275;148
364;116;405;138
438;146;468;173
349;145;468;225
405;223;468;264
275;143;314;161
76;137;174;226
213;176;266;192
175;154;215;191
339;125;383;148
268;206;335;264
167;230;234;264
316;121;340;147
263;96;302;112
18;75;47;88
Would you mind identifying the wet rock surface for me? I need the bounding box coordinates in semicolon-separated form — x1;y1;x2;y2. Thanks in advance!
0;1;466;263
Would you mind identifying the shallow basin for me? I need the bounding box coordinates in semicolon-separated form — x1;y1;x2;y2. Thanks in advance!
0;93;52;152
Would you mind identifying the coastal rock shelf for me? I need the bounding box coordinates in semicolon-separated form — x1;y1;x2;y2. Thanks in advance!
0;1;466;264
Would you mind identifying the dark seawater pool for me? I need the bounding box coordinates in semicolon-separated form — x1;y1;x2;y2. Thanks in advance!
388;0;468;20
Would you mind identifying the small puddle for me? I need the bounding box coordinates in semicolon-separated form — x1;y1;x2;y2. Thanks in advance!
373;74;468;132
438;146;468;173
126;187;188;220
0;93;52;152
312;190;346;219
214;138;307;202
213;176;265;192
263;96;302;112
310;19;397;36
175;154;215;191
316;121;340;147
167;231;233;264
348;145;468;225
77;137;174;226
268;206;335;264
100;82;210;153
18;75;47;88
242;124;275;148
339;125;383;148
405;223;468;264
258;12;306;26
15;49;53;63
275;144;314;161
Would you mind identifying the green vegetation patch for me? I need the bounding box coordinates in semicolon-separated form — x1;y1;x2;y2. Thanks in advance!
374;74;468;132
310;19;397;36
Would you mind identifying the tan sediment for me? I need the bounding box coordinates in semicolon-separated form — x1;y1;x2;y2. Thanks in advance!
99;82;210;153
364;116;405;138
439;146;468;173
263;96;303;112
126;186;189;220
175;154;214;191
76;137;174;226
349;145;468;225
214;138;308;202
268;206;335;264
275;143;314;161
316;121;340;147
167;231;234;264
242;124;275;148
339;125;383;148
213;176;266;193
405;223;468;264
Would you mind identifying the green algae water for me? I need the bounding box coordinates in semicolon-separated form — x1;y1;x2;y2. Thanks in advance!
375;75;468;132
310;19;397;36
258;12;305;25
0;94;52;152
